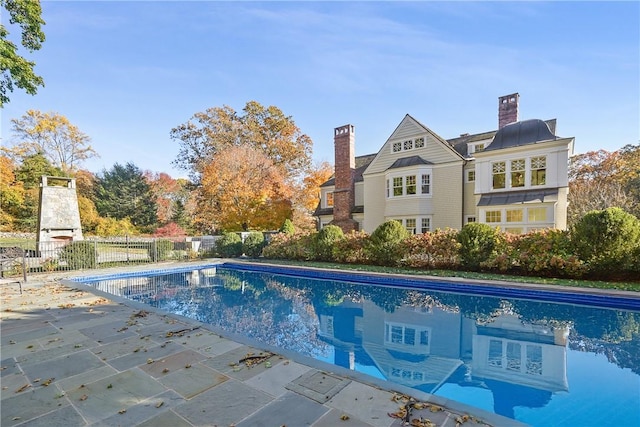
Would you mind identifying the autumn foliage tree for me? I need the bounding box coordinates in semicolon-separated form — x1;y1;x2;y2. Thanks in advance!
196;144;292;232
4;110;98;174
171;101;314;232
170;101;312;182
568;144;640;226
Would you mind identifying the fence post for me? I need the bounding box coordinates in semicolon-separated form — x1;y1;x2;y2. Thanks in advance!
94;240;98;269
153;239;158;263
126;235;130;263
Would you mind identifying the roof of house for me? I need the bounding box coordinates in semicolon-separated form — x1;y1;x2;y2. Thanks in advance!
318;118;560;188
483;119;558;152
386;155;433;170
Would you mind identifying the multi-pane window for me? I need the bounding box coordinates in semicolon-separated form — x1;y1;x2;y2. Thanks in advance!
492;162;506;189
511;159;525;188
466;216;476;223
475;143;485;152
506;342;522;372
487;339;543;376
467;170;476;182
531;156;546;186
506;209;523;222
528;207;547;222
326;192;334;208
393;177;403;196
421;218;431;233
486;210;502;223
488;340;502;367
406;175;417;195
385;322;430;349
390;137;426;153
405;219;416;234
388;173;432;197
421;174;431;194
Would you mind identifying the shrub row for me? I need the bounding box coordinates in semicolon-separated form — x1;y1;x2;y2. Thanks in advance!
262;208;640;281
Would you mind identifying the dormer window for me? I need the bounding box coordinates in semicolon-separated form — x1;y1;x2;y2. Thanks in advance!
326;192;334;208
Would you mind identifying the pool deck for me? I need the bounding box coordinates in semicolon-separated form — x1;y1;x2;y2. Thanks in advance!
8;261;631;427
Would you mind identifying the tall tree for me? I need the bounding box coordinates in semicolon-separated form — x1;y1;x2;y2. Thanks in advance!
0;0;46;106
94;163;157;230
170;101;312;181
5;110;98;173
196;144;292;232
568;144;640;226
290;161;334;231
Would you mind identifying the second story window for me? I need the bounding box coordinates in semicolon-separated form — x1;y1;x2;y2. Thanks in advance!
406;175;416;195
421;174;431;194
492;161;506;189
531;156;547;186
511;159;525;188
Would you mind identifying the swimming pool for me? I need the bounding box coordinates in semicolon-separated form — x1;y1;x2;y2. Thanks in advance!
71;263;640;427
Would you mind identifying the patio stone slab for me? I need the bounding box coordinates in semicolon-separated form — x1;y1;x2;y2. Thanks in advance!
173;379;273;427
0;316;55;336
236;391;329;427
56;365;119;392
136;409;193;427
107;341;186;371
1;357;20;376
201;344;283;380
90;336;152;361
1;323;59;346
15;404;86;427
79;319;137;342
20;349;106;384
244;359;312;397
0;382;69;427
137;349;207;378
157;362;228;399
326;381;398;427
314;408;379;427
16;338;97;367
65;368;167;424
91;390;184;427
286;369;351;403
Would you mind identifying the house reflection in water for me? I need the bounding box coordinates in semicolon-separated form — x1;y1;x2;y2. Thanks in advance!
317;298;569;419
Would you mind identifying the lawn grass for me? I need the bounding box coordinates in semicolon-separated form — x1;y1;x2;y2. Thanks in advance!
245;259;640;292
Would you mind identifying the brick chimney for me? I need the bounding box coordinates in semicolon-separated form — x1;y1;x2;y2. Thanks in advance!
498;93;519;128
330;124;359;233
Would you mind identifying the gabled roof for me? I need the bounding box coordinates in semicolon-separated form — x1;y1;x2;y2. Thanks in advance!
386;155;433;170
320;153;377;188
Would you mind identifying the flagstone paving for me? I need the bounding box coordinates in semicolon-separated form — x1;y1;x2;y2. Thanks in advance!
1;271;522;427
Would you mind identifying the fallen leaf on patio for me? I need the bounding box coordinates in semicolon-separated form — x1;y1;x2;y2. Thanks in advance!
118;409;126;414
15;384;30;393
162;368;169;374
79;394;88;401
156;401;164;408
42;378;54;386
340;414;350;420
147;358;154;364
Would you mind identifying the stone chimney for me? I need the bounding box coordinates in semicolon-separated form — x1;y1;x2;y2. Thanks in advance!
330;124;359;233
498;93;519;129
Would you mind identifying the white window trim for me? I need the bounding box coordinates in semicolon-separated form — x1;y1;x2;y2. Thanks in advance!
490;155;548;191
386;168;433;198
385;321;431;353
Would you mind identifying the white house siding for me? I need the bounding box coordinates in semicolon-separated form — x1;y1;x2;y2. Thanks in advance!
363;173;387;233
432;163;464;230
463;164;478;223
354;181;364;206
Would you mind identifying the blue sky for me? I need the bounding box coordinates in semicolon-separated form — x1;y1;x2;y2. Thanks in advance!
1;1;638;179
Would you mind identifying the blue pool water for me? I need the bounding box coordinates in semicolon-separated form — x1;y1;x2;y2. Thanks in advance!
73;264;640;427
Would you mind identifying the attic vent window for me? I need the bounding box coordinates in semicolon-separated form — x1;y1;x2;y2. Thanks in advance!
415;137;425;148
393;142;402;152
